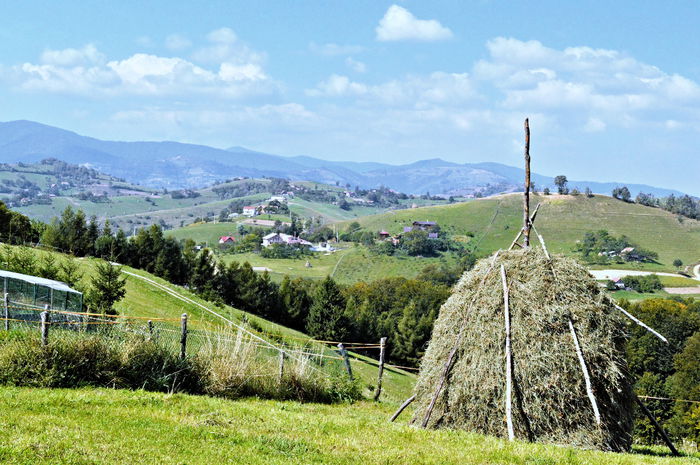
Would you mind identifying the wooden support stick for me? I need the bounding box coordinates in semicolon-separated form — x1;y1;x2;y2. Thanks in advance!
509;203;541;250
278;351;285;384
568;319;601;425
634;395;679;456
501;265;515;441
337;343;353;380
613;304;668;344
389;395;416;422
180;313;188;360
41;308;49;346
147;320;154;341
374;336;387;401
532;225;551;260
3;293;9;331
421;251;502;428
523;118;531;248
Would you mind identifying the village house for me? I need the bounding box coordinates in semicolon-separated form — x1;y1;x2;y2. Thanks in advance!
218;236;236;245
262;232;313;248
242;205;259;217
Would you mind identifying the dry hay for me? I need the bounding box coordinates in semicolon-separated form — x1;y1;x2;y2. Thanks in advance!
411;247;633;451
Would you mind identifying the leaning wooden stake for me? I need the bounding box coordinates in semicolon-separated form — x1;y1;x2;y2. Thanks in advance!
337;343;353;380
374;337;387;401
278;351;285;384
421;251;501;428
613;304;668;344
509;203;541;250
523;118;532;247
501;265;515;441
634;395;679;456
568;319;601;425
390;395;416;422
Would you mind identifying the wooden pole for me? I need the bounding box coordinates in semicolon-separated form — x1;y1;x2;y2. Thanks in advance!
180;313;188;360
3;293;9;331
278;351;285;384
389;395;416;422
41;308;49;346
374;336;387;401
337;343;353;380
634;395;679;456
147;320;154;341
523;118;531;248
568;319;601;425
421;250;501;428
501;265;515;441
613;304;668;344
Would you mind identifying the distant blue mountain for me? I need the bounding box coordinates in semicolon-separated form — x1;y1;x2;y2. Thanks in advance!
0;120;687;198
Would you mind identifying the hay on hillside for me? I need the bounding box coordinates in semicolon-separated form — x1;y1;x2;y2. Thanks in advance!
411;247;633;451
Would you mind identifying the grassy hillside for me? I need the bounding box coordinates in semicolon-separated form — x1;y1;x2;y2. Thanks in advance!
344;194;700;272
0;386;695;464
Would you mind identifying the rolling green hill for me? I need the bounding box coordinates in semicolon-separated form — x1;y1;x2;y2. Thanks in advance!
342;193;700;272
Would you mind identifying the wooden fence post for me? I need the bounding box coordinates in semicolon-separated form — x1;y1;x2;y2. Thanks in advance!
337;343;353;380
278;351;285;384
180;313;187;360
41;309;50;346
3;293;9;331
634;395;679;456
147;320;154;341
374;337;387;401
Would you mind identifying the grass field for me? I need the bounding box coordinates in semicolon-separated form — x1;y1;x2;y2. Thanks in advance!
0;386;695;465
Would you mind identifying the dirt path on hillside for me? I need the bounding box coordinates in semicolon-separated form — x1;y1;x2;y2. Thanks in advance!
588;269;698;280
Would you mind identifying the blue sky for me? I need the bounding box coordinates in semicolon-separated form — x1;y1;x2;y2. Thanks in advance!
1;1;699;194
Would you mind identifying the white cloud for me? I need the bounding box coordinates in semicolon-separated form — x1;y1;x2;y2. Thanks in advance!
306;72;475;107
191;27;265;65
309;42;364;56
40;44;104;67
306;75;367;97
8;31;274;98
165;34;192;51
376;5;453;42
345;57;366;73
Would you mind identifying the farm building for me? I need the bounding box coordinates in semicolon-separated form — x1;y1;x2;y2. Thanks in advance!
242;206;259;217
1;269;82;312
262;233;312;248
218;236;236;244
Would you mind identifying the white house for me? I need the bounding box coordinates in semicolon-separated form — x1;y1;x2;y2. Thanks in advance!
242;206;259;217
262;233;312;248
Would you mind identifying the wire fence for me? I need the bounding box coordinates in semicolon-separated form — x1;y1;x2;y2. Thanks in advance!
0;296;415;397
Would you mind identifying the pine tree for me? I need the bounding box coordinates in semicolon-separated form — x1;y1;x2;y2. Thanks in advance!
86;260;126;315
306;276;347;341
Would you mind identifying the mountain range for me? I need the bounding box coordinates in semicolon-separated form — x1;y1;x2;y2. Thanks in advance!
0;120;686;198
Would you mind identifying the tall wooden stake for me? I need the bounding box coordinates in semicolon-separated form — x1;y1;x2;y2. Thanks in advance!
501;265;515;441
41;307;50;346
523;118;531;247
374;337;387;401
3;293;9;331
389;395;416;422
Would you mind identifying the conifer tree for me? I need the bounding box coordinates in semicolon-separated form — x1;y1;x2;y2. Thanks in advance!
306;276;347;341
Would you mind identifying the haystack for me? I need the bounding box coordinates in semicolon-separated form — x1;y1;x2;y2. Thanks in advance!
411;247;634;451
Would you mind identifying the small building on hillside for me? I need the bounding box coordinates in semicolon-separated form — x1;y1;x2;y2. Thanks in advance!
218;236;236;245
242;206;259;217
262;232;312;248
